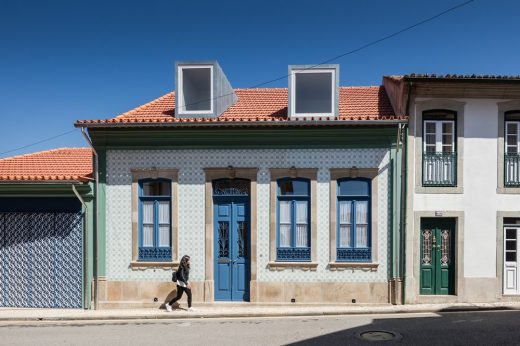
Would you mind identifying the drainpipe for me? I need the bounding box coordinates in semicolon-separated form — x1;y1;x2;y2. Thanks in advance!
72;184;89;310
81;127;99;310
399;82;412;305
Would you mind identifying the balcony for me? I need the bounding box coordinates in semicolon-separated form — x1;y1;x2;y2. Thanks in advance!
423;152;457;187
505;153;520;187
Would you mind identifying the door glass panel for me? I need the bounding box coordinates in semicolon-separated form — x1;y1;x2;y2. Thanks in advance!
506;251;517;262
422;229;432;265
218;221;229;258
506;228;517;239
506;240;517;251
440;229;451;266
237;221;246;258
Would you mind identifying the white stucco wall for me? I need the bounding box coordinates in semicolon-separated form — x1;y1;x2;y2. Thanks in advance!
412;98;520;278
105;148;391;283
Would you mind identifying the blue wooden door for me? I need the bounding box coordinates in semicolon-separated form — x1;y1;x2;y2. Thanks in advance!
214;196;250;301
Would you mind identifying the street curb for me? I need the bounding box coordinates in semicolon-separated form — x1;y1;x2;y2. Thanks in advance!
0;305;518;323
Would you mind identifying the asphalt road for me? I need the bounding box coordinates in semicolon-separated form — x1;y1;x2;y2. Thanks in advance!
0;310;519;345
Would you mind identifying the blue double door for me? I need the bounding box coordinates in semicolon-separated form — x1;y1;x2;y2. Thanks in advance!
214;196;250;301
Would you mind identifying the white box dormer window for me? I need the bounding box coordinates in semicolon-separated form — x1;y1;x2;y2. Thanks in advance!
288;65;339;119
175;61;237;119
177;65;213;115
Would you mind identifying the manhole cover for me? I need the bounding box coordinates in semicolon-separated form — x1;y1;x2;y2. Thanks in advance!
357;330;402;342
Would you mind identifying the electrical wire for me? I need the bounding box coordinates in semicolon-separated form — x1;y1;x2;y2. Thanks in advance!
1;0;475;156
0;129;78;157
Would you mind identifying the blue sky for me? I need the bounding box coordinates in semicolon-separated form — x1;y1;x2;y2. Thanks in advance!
0;0;518;157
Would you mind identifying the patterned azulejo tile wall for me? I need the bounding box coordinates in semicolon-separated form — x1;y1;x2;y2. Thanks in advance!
106;149;391;283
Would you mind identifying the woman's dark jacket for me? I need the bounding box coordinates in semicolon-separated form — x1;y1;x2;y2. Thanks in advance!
176;266;190;285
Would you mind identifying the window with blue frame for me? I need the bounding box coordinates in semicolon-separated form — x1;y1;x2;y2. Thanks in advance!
337;178;371;262
277;178;310;261
138;179;172;261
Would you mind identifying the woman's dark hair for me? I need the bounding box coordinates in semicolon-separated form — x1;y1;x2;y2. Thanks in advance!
180;255;190;269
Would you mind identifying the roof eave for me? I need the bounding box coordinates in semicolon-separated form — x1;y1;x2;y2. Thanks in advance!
74;119;407;129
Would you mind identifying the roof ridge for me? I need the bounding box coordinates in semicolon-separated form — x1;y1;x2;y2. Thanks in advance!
0;147;91;162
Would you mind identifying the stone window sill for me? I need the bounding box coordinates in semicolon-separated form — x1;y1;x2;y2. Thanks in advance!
267;262;318;271
130;261;179;270
328;262;379;271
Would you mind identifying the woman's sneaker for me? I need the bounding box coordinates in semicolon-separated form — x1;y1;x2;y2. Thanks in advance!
165;303;172;312
187;307;196;312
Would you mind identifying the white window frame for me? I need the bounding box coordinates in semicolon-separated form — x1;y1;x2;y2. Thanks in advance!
505;121;520;154
177;65;214;115
290;68;335;118
423;120;455;153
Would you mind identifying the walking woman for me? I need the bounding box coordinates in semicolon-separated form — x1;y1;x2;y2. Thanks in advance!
166;255;195;312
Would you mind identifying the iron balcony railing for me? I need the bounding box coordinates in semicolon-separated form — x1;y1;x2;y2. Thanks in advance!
505;153;520;187
423;152;457;187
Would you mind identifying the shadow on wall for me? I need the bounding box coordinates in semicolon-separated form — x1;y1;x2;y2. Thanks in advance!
288;309;519;346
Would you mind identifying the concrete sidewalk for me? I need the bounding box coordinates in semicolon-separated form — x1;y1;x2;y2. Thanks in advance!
1;302;520;322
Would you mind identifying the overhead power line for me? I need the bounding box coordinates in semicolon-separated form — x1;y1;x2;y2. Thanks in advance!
178;0;475;110
0;129;78;157
2;0;475;156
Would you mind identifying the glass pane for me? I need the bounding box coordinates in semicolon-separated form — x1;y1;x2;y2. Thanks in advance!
442;122;453;135
237;221;246;258
425;145;436;153
425;134;436;146
339;225;351;247
295;225;308;247
506;240;517;251
218;221;229;258
440;229;451;266
506;252;517;262
507;146;518;154
142;201;154;223
442;134;453;146
295;72;333;114
142;225;154;247
506;229;517;240
142;181;170;196
356;225;368;247
339;201;352;224
279;201;291;223
158;201;169;224
422;230;432;265
507;123;518;136
425;122;436;134
507;135;518;146
355;201;368;224
295;201;308;224
279;179;309;196
442;145;453;153
279;225;291;247
158;225;170;247
338;180;369;196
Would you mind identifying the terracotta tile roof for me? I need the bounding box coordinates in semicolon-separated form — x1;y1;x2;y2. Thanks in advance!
76;86;404;126
388;74;520;81
0;148;92;182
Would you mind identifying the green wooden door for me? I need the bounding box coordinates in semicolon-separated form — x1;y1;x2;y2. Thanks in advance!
420;219;455;295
